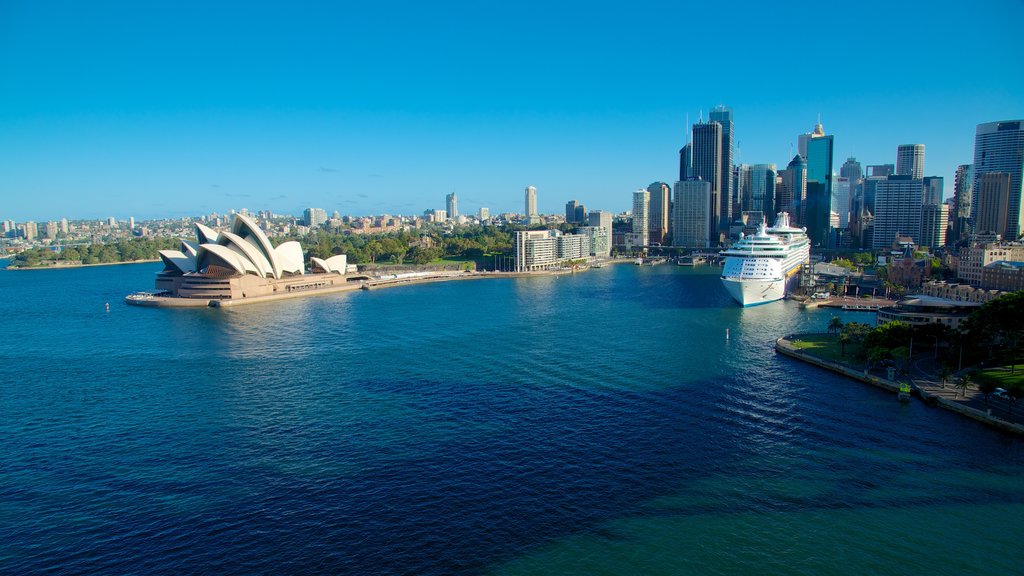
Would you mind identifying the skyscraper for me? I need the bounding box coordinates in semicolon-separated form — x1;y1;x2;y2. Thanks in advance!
872;175;923;249
951;164;974;246
565;200;580;223
972;120;1024;238
834;177;851;228
736;164;776;216
920;204;949;251
524;186;538;224
777;155;806;224
646;182;670;245
632;189;650;247
709;105;734;233
679;143;692;181
923;176;944;206
303;208;327;227
446;192;458;219
691;120;723;244
975;172;1012;237
673;178;711;248
896;144;926;179
840;157;863;185
805;122;834;247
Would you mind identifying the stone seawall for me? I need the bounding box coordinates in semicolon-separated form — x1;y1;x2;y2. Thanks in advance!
775;336;1024;437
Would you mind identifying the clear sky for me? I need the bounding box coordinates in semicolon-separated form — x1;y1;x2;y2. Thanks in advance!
2;0;1022;222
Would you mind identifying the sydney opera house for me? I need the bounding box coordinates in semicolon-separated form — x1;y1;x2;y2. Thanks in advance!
152;214;354;301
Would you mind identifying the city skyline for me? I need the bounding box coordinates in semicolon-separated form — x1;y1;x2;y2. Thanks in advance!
2;1;1022;222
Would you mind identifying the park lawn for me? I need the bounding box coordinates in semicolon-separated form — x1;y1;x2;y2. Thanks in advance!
977;365;1024;390
790;334;862;364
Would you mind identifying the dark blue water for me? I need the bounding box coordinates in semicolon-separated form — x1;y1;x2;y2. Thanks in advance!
1;262;1022;575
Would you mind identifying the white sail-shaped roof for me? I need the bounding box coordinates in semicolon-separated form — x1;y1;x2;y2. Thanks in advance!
180;240;198;258
232;214;281;278
195;222;220;245
274;241;305;276
158;250;195;274
196;243;258;277
312;254;348;275
219;231;274;278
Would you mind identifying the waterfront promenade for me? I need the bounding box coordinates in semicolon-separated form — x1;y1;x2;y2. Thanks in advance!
776;334;1024;436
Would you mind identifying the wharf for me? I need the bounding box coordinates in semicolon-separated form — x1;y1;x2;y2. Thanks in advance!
776;335;1024;436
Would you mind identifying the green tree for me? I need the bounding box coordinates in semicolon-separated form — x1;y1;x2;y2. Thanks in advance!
937;365;952;389
839;332;851;357
828;316;843;336
954;373;972;398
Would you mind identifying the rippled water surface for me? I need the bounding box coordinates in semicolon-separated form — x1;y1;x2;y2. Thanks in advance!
1;262;1022;575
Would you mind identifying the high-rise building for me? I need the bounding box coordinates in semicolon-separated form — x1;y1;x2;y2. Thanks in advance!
972;120;1024;238
565;200;580;223
107;217;117;228
920;204;949;251
951;164;974;246
691;120;723;243
709;105;734;233
524;186;538;224
872;175;924;249
840;157;863;185
646;182;670;245
896;144;926;179
834;176;851;228
679;143;692;181
975;172;1012;237
44;221;58;239
129;216;135;229
923;176;944;206
575;204;587;225
805;122;834;247
631;189;650;247
479;207;490;221
777;155;806;224
303;208;328;227
868;164;895;178
736;164;776;217
60;218;69;235
673;178;711;248
24;221;38;240
446;192;458;219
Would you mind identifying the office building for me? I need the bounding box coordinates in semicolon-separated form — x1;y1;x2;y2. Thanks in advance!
872;175;923;249
975;172;1012;237
446;192;458;219
834;177;851;228
920;204;949;251
679;142;692;181
524;185;539;224
709;105;734;231
777;155;806;224
303;208;328;228
805;122;834;247
736;164;776;217
923;176;944;206
647;182;670;245
632;189;650;247
672;178;711;248
60;218;69;235
972;120;1024;238
958;243;1024;286
896;144;925;179
691;120;723;243
951;164;974;246
868;164;895;178
479;207;490;221
566;200;581;223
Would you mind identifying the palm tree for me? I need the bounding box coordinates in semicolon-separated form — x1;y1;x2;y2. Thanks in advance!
839;333;850;357
954;373;972;398
828;316;843;337
937;365;952;389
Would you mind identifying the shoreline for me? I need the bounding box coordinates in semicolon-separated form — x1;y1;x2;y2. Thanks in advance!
776;334;1024;437
125;267;581;308
5;258;161;271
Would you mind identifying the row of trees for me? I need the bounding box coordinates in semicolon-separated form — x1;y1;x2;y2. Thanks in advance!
9;237;180;267
292;225;518;266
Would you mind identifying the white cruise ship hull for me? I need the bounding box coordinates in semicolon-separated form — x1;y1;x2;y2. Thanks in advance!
721;276;785;306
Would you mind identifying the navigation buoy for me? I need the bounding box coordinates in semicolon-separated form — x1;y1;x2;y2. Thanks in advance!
725;328;730;340
105;302;110;312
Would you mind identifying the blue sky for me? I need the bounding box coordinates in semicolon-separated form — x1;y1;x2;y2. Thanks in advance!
2;0;1022;222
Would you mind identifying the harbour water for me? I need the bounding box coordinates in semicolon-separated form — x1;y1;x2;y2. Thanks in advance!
1;261;1022;575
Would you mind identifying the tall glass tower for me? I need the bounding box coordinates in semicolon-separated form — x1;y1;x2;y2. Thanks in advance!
709;106;734;232
805;122;834;247
691;120;723;244
972;120;1024;238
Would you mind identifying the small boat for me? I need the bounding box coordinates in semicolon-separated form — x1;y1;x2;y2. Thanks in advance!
898;382;912;402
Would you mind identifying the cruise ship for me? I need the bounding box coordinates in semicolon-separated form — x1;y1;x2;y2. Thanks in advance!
720;212;810;307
